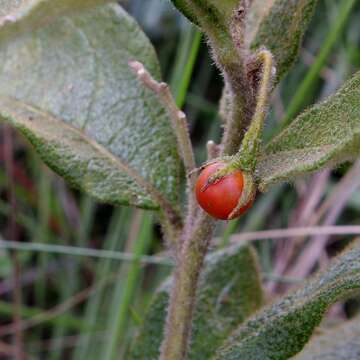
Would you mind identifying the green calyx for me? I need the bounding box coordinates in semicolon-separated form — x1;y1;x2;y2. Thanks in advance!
228;170;256;219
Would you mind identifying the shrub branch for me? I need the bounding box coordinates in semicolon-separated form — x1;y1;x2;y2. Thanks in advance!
129;60;197;235
160;212;216;360
140;5;274;360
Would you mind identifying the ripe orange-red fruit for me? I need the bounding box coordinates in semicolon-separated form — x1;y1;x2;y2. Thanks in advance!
195;162;253;220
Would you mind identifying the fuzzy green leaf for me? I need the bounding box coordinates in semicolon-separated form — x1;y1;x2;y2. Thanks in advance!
201;0;239;22
170;0;238;26
0;0;113;40
215;241;360;360
0;97;167;209
295;315;360;359
170;0;199;25
128;243;264;360
169;0;237;55
0;4;181;209
257;71;360;191
248;0;318;80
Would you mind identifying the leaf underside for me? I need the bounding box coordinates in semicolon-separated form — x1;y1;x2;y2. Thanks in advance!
215;241;360;360
0;3;181;209
128;243;264;360
257;71;360;191
294;314;360;359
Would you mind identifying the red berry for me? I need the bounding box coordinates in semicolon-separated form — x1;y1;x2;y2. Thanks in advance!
195;162;253;220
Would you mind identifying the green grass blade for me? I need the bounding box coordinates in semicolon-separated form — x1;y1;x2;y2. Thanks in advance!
49;195;96;360
170;22;202;108
73;207;131;359
102;212;154;360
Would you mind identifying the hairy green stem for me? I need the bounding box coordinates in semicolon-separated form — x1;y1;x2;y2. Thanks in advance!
129;61;196;189
221;89;254;156
218;4;255;156
159;3;257;359
216;43;255;156
237;49;274;171
158;49;251;360
129;61;195;245
160;213;216;360
177;0;254;156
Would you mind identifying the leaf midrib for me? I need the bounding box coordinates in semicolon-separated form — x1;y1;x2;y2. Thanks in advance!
0;96;180;220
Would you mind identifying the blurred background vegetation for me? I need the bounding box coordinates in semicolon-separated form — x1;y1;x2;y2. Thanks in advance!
0;0;360;358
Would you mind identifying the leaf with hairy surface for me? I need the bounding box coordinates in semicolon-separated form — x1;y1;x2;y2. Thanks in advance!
128;243;263;360
0;4;181;211
257;71;360;191
294;315;360;359
0;0;113;39
247;0;318;80
215;241;360;360
170;0;238;27
169;0;238;57
0;98;179;214
170;0;199;25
